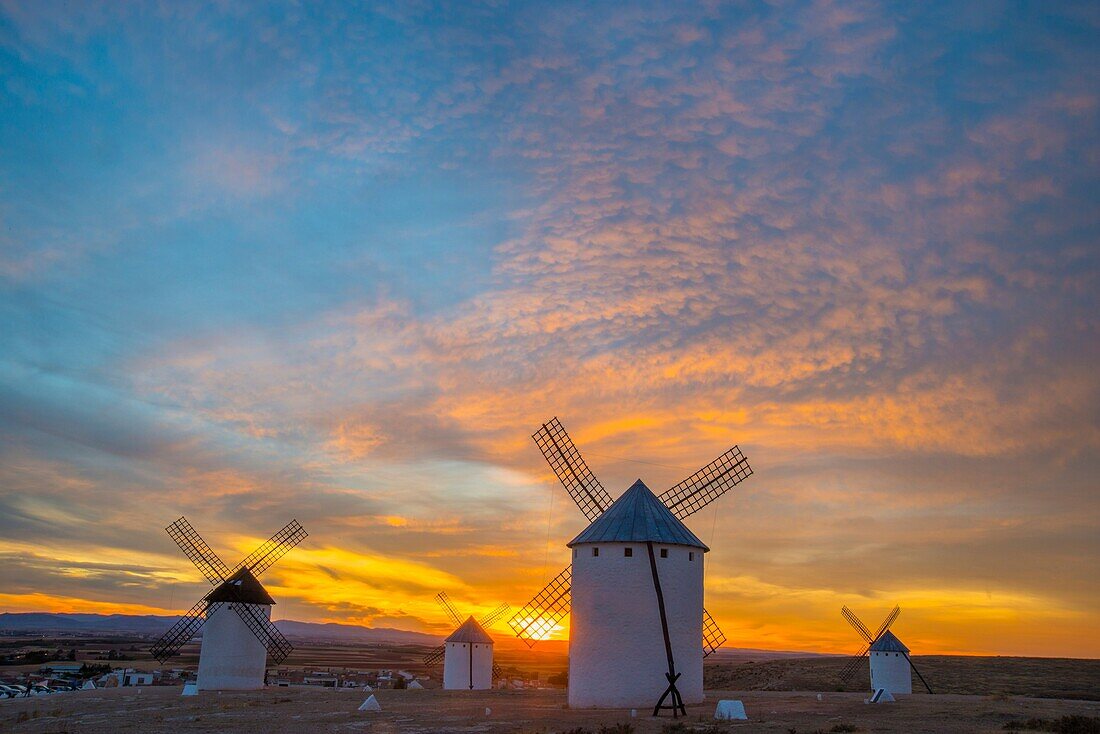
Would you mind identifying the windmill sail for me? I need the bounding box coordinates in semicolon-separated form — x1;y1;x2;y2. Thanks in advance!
150;598;211;662
842;605;875;643
436;591;462;627
839;643;870;681
423;644;446;666
702;608;727;657
478;602;510;628
167;516;232;584
659;446;752;520
871;605;901;641
508;565;572;646
226;599;293;663
231;520;308;576
533;418;614;522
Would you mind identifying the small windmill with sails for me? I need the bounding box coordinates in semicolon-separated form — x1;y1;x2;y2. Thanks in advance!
151;516;307;690
423;591;509;689
840;604;932;695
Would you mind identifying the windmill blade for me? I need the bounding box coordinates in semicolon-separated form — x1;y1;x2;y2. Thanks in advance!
149;597;210;662
478;603;511;629
507;565;572;647
659;445;752;520
232;520;308;577
491;663;503;681
702;608;727;657
423;644;446;667
165;516;231;585
839;645;870;682
532;418;614;522
872;605;901;642
841;605;875;644
230;602;293;664
907;654;934;694
436;591;462;628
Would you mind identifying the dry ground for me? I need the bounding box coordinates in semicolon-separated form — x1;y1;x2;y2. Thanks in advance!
3;686;1099;734
707;656;1100;700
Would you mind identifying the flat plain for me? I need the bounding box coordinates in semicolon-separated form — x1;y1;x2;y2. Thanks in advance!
3;684;1099;734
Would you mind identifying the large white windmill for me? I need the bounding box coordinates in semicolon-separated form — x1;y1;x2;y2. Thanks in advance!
423;591;508;690
151;517;307;690
509;418;753;715
839;604;932;695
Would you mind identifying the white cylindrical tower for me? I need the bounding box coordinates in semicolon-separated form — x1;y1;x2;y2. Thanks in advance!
567;480;708;709
442;616;495;690
868;631;912;694
197;569;275;691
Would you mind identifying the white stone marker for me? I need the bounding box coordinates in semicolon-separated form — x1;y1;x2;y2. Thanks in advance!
715;700;748;720
181;683;198;696
358;694;382;711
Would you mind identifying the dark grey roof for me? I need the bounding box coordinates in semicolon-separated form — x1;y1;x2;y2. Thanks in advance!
567;479;709;550
204;568;276;605
445;616;494;644
870;630;909;653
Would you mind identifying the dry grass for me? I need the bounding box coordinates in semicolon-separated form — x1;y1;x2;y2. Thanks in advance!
705;656;1100;701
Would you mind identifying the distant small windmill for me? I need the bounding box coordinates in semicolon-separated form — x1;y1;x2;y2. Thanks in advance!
151;517;307;690
509;418;753;714
423;591;508;690
840;604;932;694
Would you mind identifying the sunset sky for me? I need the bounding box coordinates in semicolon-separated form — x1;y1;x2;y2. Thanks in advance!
1;2;1097;659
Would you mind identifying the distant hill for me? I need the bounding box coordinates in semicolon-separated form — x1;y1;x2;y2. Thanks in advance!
0;613;439;646
0;613;833;659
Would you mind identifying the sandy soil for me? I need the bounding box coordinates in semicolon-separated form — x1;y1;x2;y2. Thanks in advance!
2;686;1099;734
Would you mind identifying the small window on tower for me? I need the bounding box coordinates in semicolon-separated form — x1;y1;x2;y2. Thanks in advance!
689;552;695;561
660;548;668;558
593;547;599;557
624;547;633;557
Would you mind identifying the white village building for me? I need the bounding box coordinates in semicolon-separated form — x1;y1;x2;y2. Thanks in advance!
567;480;707;709
197;568;275;690
869;630;912;695
443;616;495;690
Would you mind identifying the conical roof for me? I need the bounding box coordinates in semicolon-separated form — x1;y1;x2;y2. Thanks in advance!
445;615;494;644
870;629;909;653
204;567;276;605
568;479;708;550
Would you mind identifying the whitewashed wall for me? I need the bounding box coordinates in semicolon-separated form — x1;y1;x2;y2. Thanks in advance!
443;641;494;689
569;541;704;708
870;651;912;694
197;603;270;690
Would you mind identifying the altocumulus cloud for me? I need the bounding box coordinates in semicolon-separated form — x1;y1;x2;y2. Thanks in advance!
0;1;1097;655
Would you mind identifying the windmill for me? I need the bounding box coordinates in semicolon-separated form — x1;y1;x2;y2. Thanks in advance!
839;604;932;694
508;418;753;714
423;591;509;689
151;516;307;690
